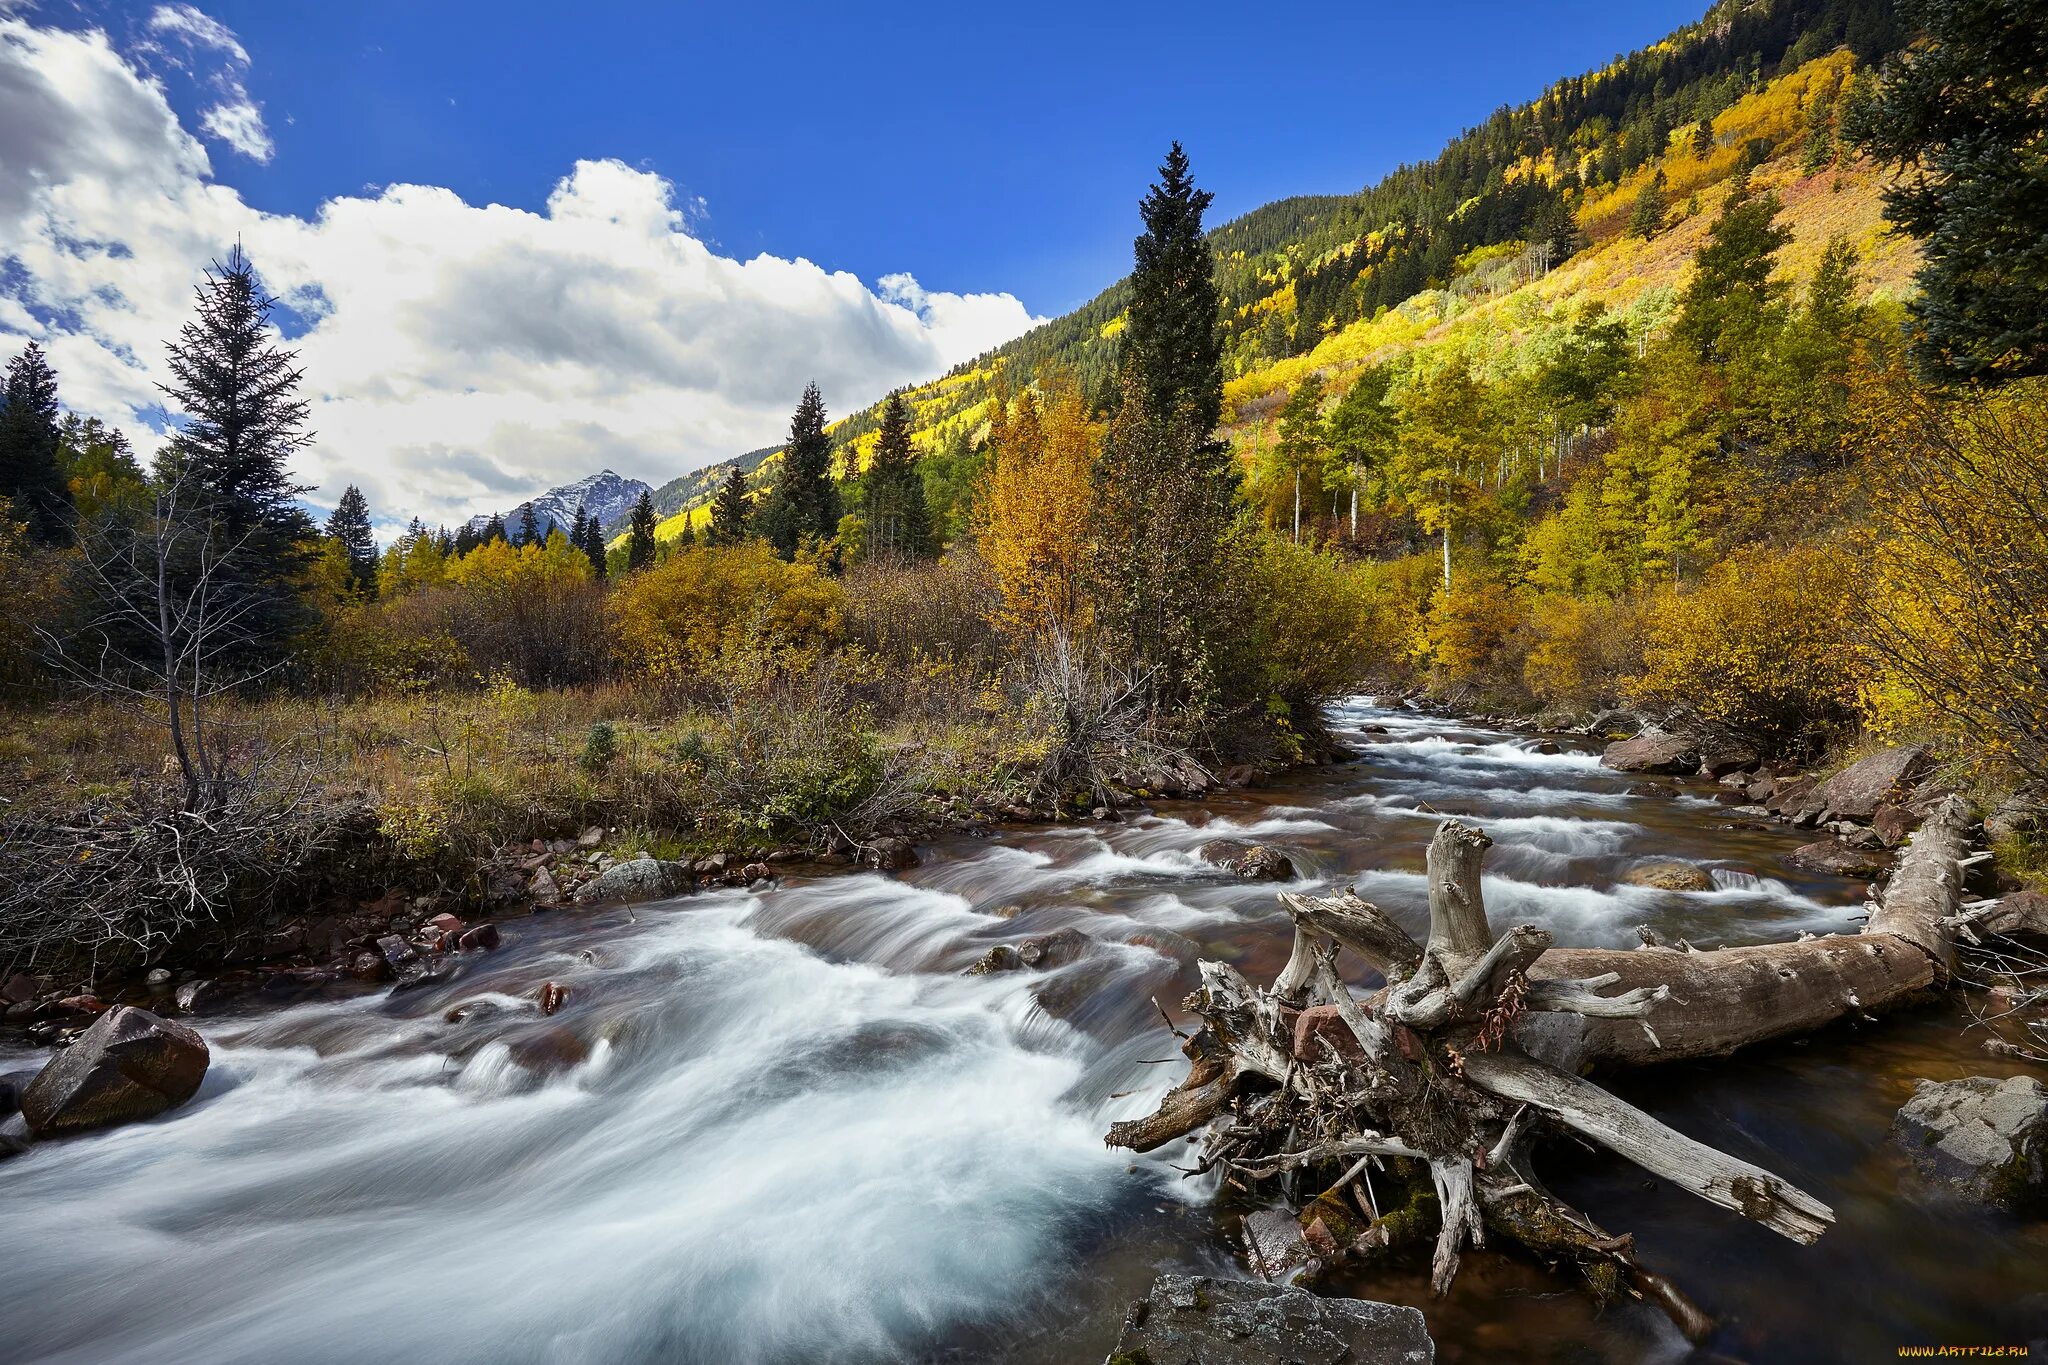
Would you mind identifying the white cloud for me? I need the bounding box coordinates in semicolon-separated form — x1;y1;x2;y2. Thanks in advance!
142;5;271;163
0;13;1042;529
146;4;249;65
198;94;272;161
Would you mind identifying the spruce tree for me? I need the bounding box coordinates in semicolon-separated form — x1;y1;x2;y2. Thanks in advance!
483;512;508;545
1124;143;1224;435
324;484;377;595
518;504;540;546
1627;171;1667;238
862;392;932;560
627;489;658;571
1845;0;2048;381
569;503;588;556
0;340;73;544
158;244;317;665
582;513;607;580
758;382;841;557
706;463;751;546
1673;177;1791;363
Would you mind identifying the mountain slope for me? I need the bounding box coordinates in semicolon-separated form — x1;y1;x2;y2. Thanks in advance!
466;470;652;540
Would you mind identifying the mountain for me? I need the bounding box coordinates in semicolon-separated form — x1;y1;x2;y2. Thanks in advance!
650;446;778;517
466;470;653;540
647;0;1913;539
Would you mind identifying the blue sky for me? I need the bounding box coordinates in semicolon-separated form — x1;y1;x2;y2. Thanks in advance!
3;0;1706;527
182;0;1702;315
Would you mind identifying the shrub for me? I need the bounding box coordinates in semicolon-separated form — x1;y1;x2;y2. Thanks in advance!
609;541;845;695
1521;593;1651;708
1418;575;1530;702
1627;540;1863;754
579;721;619;773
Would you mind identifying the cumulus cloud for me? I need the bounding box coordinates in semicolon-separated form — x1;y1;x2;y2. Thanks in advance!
0;12;1041;530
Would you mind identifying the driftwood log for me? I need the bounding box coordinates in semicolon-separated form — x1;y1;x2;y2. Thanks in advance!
1108;802;1975;1335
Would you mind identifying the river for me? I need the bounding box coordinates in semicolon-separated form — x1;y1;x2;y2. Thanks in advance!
3;701;2042;1363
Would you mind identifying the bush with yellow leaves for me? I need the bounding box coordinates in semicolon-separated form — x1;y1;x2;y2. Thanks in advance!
608;540;845;696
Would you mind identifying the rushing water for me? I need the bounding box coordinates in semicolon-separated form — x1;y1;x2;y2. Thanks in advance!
4;702;2043;1364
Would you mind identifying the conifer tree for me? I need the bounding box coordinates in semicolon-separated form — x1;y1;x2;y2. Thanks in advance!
1691;118;1715;158
1124;143;1224;435
1844;0;2048;381
707;463;751;547
518;504;540;546
1627;171;1667;238
569;503;588;558
581;512;607;580
627;488;658;571
323;484;377;595
483;512;508;545
0;341;71;544
862;392;932;560
1673;177;1791;363
157;244;317;663
758;381;840;557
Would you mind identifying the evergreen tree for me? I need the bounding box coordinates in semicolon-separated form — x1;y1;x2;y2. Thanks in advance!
323;484;377;596
1691;118;1715;158
757;382;841;557
569;503;588;558
706;463;751;546
0;340;72;544
580;512;607;580
435;526;454;556
1627;171;1667;238
1672;177;1791;363
1124;143;1224;436
454;522;483;555
862;392;932;560
484;512;508;545
627;488;658;571
157;244;317;666
518;504;540;546
1844;0;2048;382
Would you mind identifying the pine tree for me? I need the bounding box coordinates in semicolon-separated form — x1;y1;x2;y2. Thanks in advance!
484;512;508;545
757;382;841;557
0;341;71;544
863;392;932;560
518;504;540;546
707;463;751;546
1673;177;1791;363
324;484;377;595
581;513;607;580
1124;143;1224;435
1844;0;2048;382
1627;171;1667;238
627;488;658;571
157;244;317;665
1691;118;1715;159
569;503;588;558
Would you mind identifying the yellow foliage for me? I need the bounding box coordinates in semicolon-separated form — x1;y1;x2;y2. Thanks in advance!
975;373;1099;635
446;530;592;595
608;540;846;685
1627;541;1864;753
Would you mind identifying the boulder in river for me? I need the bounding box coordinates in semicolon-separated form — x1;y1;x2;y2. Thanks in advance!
573;856;692;905
1620;860;1717;892
1198;840;1297;881
1893;1075;2048;1207
965;944;1022;975
1599;732;1699;774
1017;926;1090;969
1819;746;1934;822
1104;1273;1434;1365
864;836;920;871
1785;839;1888;880
19;1006;209;1138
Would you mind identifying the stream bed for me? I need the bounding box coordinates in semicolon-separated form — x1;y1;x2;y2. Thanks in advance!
3;701;2043;1363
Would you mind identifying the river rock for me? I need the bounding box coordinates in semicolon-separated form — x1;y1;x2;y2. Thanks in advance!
1105;1273;1434;1365
1697;742;1760;779
174;977;249;1014
1620;860;1716;892
1018;926;1090;969
864;837;920;871
1585;708;1644;738
1291;1004;1367;1064
1872;804;1919;848
1820;746;1935;822
1894;1075;2048;1207
1784;839;1887;879
1198;840;1297;881
1600;732;1699;775
965;944;1023;975
19;1006;209;1138
573;856;691;905
1986;794;2043;845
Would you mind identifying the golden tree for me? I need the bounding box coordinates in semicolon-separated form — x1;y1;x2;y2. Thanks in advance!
975;372;1099;636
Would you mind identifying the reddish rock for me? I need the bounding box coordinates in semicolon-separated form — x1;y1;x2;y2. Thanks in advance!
1291;1004;1367;1064
865;837;920;871
55;995;108;1016
1017;927;1090;969
19;1006;208;1137
537;981;570;1016
1786;839;1888;880
426;913;465;937
1198;840;1297;881
456;923;501;952
1872;804;1919;848
347;952;388;982
1600;733;1700;775
1820;746;1936;822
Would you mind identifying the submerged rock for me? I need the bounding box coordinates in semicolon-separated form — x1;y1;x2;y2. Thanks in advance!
1106;1273;1433;1365
1894;1075;2048;1207
19;1006;208;1138
864;836;920;871
965;944;1023;976
1600;732;1698;774
1785;839;1888;880
1017;927;1090;969
1198;840;1297;881
1620;860;1717;892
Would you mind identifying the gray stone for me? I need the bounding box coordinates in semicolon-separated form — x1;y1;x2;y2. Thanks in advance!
19;1006;208;1137
965;944;1022;976
1600;732;1700;775
1585;708;1644;738
572;856;692;905
1820;746;1935;822
529;866;563;904
1893;1075;2048;1207
1017;926;1091;969
1987;794;2043;845
1105;1273;1433;1365
1785;839;1888;880
865;836;920;871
